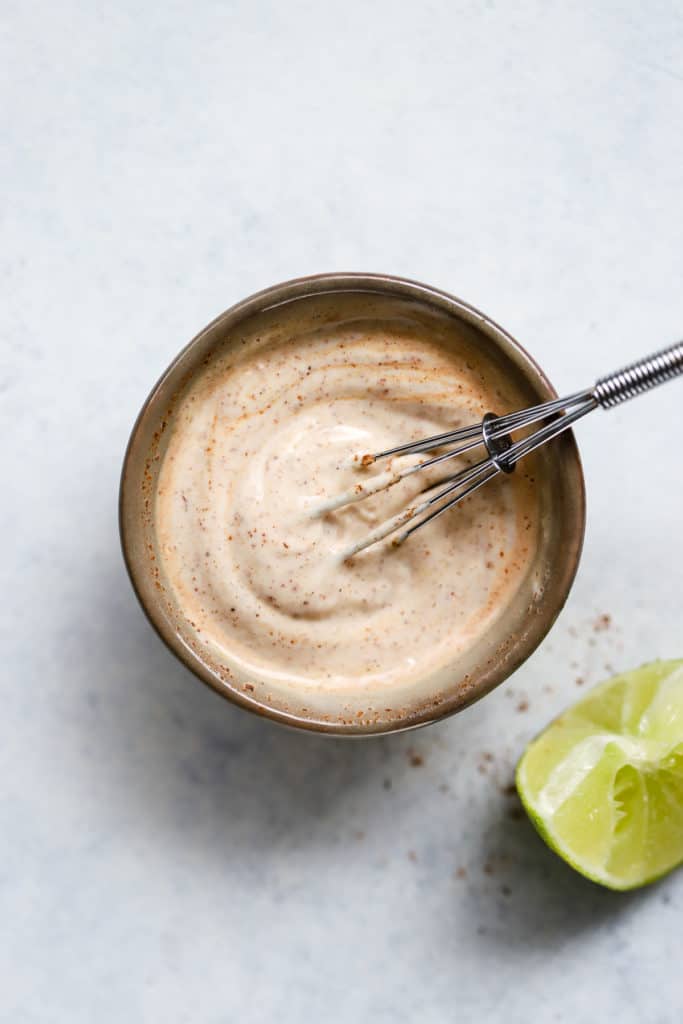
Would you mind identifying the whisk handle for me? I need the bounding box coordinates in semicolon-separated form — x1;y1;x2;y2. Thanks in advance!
593;341;683;409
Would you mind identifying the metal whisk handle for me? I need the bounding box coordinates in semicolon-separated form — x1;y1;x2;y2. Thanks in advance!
593;340;683;409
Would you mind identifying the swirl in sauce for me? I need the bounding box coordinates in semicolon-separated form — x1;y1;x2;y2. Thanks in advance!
155;317;538;702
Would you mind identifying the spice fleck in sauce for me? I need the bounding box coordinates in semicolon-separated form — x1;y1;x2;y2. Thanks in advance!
155;317;538;700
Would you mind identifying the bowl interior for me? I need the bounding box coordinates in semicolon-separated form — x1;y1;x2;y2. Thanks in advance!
120;275;585;734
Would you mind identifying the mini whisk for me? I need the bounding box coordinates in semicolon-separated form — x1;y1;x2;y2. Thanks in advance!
331;340;683;557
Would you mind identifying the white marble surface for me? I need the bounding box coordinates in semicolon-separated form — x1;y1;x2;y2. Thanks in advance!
2;2;683;1020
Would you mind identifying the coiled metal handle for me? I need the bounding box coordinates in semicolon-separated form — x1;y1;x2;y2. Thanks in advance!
593;340;683;409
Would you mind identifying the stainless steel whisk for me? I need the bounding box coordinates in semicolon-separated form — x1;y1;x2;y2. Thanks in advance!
339;341;683;557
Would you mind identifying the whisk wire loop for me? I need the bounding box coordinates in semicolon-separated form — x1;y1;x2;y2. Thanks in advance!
338;341;683;556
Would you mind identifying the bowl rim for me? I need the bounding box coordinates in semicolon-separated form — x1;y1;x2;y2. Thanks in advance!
119;272;586;736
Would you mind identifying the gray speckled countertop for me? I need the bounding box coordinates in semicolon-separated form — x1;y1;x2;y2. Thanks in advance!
3;3;683;1021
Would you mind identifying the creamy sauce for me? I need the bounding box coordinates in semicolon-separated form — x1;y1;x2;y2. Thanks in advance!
155;317;538;700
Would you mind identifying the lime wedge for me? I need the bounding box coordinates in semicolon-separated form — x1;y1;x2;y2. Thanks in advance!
516;659;683;890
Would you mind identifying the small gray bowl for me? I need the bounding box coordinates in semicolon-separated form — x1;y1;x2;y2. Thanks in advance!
120;274;585;735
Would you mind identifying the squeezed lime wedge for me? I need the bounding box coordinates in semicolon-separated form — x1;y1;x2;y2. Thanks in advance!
516;659;683;890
